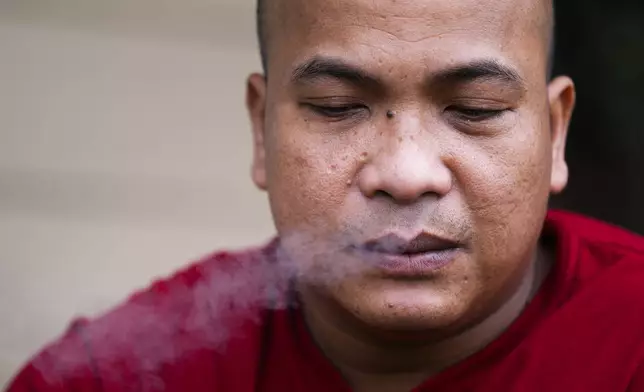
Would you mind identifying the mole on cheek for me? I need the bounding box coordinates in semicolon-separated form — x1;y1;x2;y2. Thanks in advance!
294;156;308;167
359;152;369;162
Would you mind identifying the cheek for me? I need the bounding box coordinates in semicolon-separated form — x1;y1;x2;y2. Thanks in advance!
458;118;550;208
264;129;357;233
453;125;551;273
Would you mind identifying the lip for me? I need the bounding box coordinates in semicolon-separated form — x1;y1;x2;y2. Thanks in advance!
375;249;460;276
356;232;462;277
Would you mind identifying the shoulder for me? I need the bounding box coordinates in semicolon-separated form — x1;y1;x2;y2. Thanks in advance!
547;209;644;255
6;240;282;392
545;209;644;320
546;210;644;280
545;209;644;331
518;212;644;388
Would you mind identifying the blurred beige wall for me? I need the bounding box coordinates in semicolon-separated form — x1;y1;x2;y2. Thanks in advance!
0;0;275;386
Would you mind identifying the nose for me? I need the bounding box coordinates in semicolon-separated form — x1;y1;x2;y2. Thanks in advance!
357;118;452;204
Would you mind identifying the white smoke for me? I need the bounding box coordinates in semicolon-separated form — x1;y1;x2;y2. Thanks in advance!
26;197;470;389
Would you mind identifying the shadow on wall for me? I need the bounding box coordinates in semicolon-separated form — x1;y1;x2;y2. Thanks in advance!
550;0;644;234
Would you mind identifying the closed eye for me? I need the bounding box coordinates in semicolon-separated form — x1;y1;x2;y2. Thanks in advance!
304;103;369;120
446;106;507;122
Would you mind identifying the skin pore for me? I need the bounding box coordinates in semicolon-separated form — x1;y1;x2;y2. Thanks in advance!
246;0;575;391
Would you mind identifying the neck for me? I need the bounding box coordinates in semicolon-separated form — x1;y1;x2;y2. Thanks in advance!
299;245;552;392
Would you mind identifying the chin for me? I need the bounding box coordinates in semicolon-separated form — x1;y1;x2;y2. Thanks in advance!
333;279;474;334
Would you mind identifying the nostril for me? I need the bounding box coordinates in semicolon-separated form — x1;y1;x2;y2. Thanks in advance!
373;190;391;199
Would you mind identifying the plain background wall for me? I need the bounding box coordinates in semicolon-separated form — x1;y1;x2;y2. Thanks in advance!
0;0;274;386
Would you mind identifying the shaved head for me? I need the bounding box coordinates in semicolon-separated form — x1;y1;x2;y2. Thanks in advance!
256;0;555;78
256;0;268;71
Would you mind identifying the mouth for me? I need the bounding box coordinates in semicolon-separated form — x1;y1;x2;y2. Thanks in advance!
355;232;462;277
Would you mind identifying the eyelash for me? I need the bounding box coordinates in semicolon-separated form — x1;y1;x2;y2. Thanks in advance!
304;104;369;120
446;106;507;122
303;103;507;123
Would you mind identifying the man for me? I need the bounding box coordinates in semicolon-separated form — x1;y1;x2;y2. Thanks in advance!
6;0;644;391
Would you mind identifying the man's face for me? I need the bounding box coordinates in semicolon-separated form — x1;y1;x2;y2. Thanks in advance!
247;0;574;333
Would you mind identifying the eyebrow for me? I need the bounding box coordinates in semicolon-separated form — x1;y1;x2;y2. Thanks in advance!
290;56;525;90
290;56;381;87
431;59;525;89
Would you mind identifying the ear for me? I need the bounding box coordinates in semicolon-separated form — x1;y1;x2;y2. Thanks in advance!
547;76;576;194
246;73;268;191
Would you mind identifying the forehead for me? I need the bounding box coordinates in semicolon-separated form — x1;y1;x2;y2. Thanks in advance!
268;0;549;82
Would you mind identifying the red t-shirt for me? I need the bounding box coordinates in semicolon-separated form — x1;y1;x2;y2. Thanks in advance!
6;210;644;392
